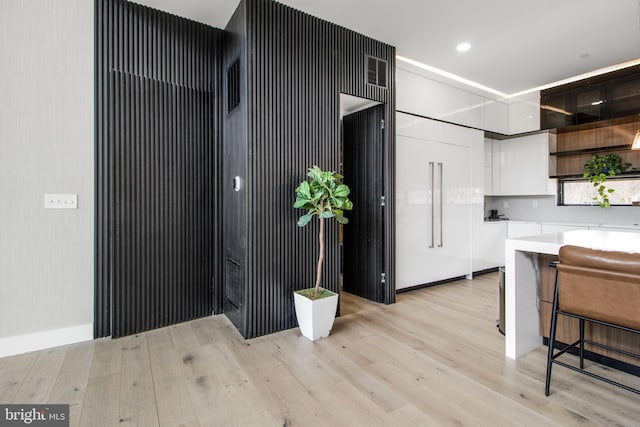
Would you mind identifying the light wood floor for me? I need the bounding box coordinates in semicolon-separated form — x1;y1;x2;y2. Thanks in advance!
1;272;639;426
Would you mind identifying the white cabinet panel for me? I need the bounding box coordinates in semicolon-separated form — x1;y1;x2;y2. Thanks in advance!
494;133;555;196
397;68;482;129
483;98;509;134
397;112;473;147
588;225;640;233
396;113;473;289
507;222;542;239
541;224;587;234
473;222;507;271
509;94;540;134
484;138;495;195
397;69;471;124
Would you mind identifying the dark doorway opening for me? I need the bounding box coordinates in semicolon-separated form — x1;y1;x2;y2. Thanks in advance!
341;95;388;303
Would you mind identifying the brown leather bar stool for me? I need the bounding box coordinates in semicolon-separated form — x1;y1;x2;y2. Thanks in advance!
545;245;640;396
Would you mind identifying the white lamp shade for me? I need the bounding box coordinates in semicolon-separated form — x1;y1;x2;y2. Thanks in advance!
633;130;640;150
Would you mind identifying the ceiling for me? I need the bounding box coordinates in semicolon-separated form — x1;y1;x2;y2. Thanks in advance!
135;0;640;97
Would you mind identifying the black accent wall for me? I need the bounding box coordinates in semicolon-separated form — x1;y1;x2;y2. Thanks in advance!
223;0;396;338
96;0;395;340
95;0;223;338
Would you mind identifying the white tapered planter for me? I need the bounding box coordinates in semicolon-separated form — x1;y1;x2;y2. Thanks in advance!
294;289;339;341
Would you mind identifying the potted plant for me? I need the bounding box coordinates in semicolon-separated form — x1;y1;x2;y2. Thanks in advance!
292;166;353;341
583;153;630;208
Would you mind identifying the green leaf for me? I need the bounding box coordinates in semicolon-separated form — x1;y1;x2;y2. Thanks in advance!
293;197;308;208
297;213;313;227
320;211;335;219
296;181;311;198
343;199;353;210
334;184;350;197
335;215;349;224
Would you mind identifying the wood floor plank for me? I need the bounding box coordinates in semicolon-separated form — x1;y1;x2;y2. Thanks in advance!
118;334;159;427
179;341;236;426
147;328;200;427
47;341;95;427
0;352;38;403
207;340;281;426
3;272;640;426
217;327;337;426
77;338;122;426
12;346;67;403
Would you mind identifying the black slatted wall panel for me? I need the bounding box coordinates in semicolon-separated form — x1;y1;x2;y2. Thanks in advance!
235;0;396;338
221;0;249;336
95;0;223;338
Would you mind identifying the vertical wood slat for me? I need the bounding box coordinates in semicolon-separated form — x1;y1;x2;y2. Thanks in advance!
223;0;396;339
96;0;223;338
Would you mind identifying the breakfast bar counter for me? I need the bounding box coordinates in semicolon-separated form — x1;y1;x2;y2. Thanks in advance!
504;230;640;359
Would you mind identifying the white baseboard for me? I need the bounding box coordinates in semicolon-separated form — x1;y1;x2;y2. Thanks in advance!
0;323;93;358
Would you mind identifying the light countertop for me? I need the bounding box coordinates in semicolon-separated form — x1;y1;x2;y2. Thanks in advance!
506;229;640;255
504;229;640;359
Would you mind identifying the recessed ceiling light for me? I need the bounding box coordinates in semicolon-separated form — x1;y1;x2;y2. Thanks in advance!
456;42;471;52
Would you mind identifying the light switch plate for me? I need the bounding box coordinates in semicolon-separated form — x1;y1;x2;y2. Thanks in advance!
44;194;78;209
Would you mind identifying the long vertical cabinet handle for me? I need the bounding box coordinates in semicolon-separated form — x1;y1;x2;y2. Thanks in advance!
438;162;443;247
429;161;435;248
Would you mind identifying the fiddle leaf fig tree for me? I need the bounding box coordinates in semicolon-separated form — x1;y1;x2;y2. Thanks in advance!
294;166;353;296
583;153;631;208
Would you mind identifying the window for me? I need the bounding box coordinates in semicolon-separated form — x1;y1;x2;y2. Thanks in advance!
560;177;640;206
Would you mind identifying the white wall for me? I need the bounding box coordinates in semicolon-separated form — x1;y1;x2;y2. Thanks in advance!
486;195;640;226
0;0;94;356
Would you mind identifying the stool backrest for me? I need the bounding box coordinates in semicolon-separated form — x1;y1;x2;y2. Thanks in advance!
557;245;640;330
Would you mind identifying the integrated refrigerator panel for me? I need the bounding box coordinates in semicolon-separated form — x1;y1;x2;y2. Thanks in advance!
396;112;480;290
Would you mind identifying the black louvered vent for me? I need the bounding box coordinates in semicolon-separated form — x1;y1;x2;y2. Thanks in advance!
366;55;387;88
228;59;240;112
225;258;241;309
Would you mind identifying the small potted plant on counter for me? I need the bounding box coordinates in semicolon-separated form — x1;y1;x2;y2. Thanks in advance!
583;153;631;208
293;166;353;341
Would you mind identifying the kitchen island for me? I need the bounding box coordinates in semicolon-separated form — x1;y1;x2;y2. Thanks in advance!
504;229;640;359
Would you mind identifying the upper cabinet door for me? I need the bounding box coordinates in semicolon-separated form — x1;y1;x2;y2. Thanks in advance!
541;91;575;129
609;72;640;118
540;66;640;130
496;133;555;196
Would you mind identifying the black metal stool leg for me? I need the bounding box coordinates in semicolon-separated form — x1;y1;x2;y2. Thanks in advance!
545;269;560;396
579;318;585;370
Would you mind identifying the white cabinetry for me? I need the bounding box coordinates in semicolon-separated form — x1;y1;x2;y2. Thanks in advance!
588;225;640;233
396;112;478;289
396;65;509;134
541;223;587;234
473;222;507;271
490;132;556;196
508;93;540;134
507;221;542;239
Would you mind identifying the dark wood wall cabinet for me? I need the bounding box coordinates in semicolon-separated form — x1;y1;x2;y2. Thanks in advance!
541;65;640;130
